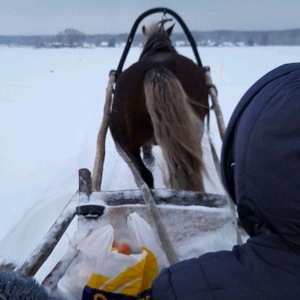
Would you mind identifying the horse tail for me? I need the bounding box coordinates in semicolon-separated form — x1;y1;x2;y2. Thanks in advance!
144;67;205;192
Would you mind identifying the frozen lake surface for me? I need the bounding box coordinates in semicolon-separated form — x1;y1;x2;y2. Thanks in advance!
0;45;299;281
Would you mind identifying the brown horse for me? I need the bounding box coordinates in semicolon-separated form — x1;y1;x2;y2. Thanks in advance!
109;21;209;192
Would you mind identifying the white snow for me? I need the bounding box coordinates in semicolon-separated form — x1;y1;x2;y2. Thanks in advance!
0;45;299;286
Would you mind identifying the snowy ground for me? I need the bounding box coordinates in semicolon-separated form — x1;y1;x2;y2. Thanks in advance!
0;45;299;283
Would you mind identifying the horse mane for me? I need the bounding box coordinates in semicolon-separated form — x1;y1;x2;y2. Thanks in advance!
142;22;164;42
140;21;177;59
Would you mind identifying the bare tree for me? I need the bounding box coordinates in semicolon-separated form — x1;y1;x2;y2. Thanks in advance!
56;28;86;48
260;32;269;46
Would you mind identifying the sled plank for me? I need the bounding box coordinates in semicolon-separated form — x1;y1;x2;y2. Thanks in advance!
87;189;227;208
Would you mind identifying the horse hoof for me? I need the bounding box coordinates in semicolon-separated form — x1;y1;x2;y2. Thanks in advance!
143;155;155;169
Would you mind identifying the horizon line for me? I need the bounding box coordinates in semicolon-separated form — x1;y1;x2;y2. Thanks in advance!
1;27;300;37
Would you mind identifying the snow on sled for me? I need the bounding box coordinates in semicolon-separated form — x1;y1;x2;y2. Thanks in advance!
17;8;238;299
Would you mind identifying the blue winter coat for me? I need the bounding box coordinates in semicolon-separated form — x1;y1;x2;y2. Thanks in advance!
151;63;300;299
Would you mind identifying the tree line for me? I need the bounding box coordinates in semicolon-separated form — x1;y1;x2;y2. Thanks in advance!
0;28;299;48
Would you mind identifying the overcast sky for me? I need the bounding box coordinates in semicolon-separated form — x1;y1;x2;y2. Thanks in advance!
0;0;299;35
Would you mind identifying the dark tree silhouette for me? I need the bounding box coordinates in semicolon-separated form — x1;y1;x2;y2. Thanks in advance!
56;28;86;47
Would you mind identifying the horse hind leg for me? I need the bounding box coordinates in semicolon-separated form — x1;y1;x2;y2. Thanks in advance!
116;143;154;189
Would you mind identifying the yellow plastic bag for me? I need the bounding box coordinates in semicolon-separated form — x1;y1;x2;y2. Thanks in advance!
83;247;157;299
82;212;168;299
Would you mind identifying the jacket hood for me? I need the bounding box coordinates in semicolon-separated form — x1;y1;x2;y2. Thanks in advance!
221;63;300;249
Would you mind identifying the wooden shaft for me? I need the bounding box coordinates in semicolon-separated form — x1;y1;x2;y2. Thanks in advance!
18;193;78;277
79;168;92;203
92;71;116;191
204;66;226;140
118;146;179;265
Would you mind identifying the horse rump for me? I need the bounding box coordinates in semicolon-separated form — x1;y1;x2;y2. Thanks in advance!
144;67;205;192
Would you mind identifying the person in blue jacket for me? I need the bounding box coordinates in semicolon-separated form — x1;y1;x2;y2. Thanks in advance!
150;63;300;299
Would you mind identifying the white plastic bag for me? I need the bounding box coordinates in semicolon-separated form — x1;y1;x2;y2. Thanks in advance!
127;212;169;270
57;225;114;300
57;213;168;300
